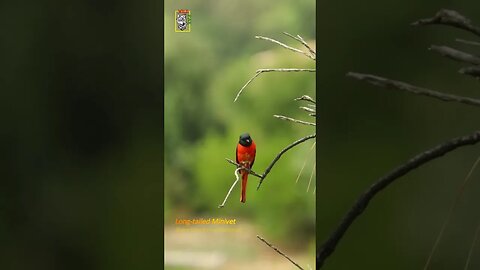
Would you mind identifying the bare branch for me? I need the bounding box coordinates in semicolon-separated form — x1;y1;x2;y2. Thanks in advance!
224;158;263;178
256;235;304;270
317;130;480;268
295;95;316;104
456;38;480;46
429;45;480;65
257;134;316;190
300;106;316;114
274;114;316;126
255;35;315;60
459;66;480;79
234;68;315;103
218;168;242;208
226;134;317;191
347;72;480;108
412;9;480;37
283;32;316;59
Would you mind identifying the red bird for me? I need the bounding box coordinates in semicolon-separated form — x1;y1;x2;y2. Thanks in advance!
236;133;256;203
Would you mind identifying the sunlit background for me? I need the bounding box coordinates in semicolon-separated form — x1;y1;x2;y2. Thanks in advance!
318;1;480;269
164;0;316;269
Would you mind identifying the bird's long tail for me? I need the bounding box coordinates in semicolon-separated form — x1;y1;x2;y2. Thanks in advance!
240;170;248;203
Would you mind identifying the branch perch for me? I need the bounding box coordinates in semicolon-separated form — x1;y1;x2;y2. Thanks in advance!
257;235;304;270
225;134;316;191
347;72;480;108
317;130;480;268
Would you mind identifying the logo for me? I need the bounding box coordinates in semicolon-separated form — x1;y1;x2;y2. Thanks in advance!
175;9;191;32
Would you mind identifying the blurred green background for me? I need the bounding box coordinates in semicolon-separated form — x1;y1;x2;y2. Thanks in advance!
318;1;480;269
0;1;162;269
164;0;316;269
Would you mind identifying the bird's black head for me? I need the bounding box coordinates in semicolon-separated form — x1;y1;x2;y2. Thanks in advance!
239;133;253;147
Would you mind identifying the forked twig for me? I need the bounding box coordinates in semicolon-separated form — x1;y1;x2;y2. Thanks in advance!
255;35;314;60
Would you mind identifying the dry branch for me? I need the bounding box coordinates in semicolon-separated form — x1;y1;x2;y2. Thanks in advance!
274;114;316;126
283;32;316;59
317;130;480;268
255;35;314;60
459;66;480;79
347;72;480;107
256;235;304;270
234;68;315;102
429;45;480;65
412;9;480;37
456;38;480;46
225;134;316;191
295;95;316;104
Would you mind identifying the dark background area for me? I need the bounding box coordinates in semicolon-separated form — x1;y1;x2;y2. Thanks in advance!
0;1;163;269
318;1;480;269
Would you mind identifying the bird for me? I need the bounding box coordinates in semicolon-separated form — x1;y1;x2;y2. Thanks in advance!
236;133;256;203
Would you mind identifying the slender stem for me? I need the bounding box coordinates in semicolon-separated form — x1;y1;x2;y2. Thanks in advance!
274;114;316;126
218;168;241;208
257;235;304;270
257;134;316;190
423;155;480;269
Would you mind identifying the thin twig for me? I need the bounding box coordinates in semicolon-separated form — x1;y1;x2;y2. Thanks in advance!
218;168;242;208
300;106;316;114
295;95;316;104
456;38;480;46
234;69;315;102
274;115;316;126
296;142;316;184
347;72;480;108
226;135;317;190
307;163;315;193
412;9;480;37
225;158;263;178
283;32;316;59
464;219;480;270
423;155;480;270
255;35;314;60
256;235;304;270
429;45;480;65
317;130;480;268
257;134;316;190
459;66;480;79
